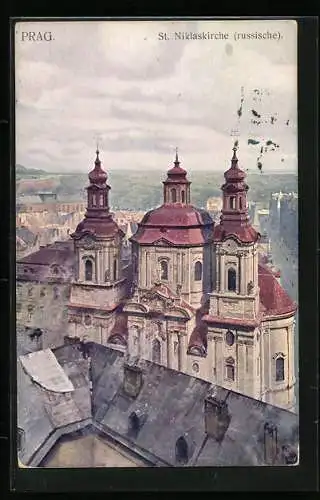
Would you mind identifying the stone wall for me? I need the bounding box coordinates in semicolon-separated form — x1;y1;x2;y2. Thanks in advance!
16;281;70;348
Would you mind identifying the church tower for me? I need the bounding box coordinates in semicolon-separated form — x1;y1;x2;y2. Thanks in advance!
67;149;126;344
123;151;214;372
203;144;262;399
209;144;261;318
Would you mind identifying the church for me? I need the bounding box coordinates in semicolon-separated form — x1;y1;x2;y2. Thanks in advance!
16;145;297;412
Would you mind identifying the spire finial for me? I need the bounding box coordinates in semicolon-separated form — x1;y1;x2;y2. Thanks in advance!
175;146;179;163
95;140;100;164
232;140;239;160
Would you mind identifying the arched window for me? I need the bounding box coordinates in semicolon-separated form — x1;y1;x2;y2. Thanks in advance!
227;268;236;291
275;356;285;381
92;194;97;207
226;357;235;381
175;436;188;464
171;188;177;203
160;260;168;280
230;196;236;209
239;197;243;210
85;260;93;281
113;259;117;281
181;190;185;203
99;193;104;206
225;330;235;346
152;339;161;363
104;269;110;282
194;261;202;281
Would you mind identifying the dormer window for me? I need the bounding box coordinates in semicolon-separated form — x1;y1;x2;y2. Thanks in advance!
175;436;189;464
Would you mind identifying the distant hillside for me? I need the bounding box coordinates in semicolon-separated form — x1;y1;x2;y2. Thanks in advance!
15;166;298;211
16;164;48;179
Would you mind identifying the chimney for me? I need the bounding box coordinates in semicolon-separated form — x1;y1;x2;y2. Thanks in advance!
204;394;231;442
123;358;143;398
263;422;278;464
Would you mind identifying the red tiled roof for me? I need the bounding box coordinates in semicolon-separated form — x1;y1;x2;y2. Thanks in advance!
258;264;297;318
213;222;260;244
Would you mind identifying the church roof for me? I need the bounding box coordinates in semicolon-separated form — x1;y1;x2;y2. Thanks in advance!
131;206;214;246
258;264;297;318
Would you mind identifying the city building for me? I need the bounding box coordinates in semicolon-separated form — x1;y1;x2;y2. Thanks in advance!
16;146;297;412
17;336;299;467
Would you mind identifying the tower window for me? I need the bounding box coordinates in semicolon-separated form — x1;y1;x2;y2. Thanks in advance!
99;193;104;206
194;261;202;281
175;436;189;464
113;259;117;281
85;260;93;281
230;196;236;209
152;339;161;363
239;197;243;210
226;357;235;381
227;268;237;291
181;190;185;203
275;356;285;381
92;194;97;207
171;188;177;203
159;260;168;280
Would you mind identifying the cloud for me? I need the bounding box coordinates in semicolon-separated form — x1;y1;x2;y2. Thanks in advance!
15;19;297;173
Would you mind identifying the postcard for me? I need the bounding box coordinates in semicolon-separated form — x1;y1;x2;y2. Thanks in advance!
14;18;299;469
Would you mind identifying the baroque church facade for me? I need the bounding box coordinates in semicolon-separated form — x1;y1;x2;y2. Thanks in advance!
16;146;297;412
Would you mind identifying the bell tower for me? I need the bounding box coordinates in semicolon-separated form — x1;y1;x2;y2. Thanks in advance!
209;144;261;320
163;148;191;206
67;149;126;344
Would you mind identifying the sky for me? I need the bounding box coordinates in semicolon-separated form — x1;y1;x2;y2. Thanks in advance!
15;19;297;173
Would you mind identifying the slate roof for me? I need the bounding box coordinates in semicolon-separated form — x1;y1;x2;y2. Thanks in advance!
17;344;92;466
88;344;298;467
17;340;299;467
16;227;38;246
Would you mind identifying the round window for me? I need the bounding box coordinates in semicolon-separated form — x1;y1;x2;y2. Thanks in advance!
226;330;235;346
84;314;92;326
192;362;199;373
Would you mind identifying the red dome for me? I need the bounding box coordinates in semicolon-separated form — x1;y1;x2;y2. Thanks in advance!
224;149;246;182
88;150;108;185
167;164;187;176
131;205;214;246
